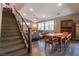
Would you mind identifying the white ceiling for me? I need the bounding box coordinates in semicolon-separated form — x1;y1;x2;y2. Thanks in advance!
14;3;26;10
14;3;79;22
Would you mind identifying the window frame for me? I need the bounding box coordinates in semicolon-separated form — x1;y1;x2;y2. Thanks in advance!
38;20;54;31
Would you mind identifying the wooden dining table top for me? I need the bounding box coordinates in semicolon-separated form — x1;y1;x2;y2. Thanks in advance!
45;33;64;37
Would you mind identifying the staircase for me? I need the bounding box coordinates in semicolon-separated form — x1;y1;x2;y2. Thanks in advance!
0;8;28;56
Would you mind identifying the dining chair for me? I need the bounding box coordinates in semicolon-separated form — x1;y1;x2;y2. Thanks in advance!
59;33;71;48
45;36;57;49
65;33;72;46
61;36;67;48
57;36;67;49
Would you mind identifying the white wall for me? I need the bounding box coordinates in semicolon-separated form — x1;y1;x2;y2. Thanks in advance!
53;13;79;32
0;3;2;37
37;13;79;32
54;20;61;32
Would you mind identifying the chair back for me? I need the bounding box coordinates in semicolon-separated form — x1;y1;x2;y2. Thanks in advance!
66;33;72;40
63;32;68;37
61;36;66;40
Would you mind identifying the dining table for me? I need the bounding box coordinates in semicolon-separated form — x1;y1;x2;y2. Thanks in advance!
44;33;65;49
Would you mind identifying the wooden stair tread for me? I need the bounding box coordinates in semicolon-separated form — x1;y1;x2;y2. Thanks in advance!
1;39;23;48
0;43;25;55
6;48;28;56
2;32;20;37
2;30;19;33
1;35;21;41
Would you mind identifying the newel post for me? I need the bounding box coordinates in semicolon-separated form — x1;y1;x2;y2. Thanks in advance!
28;27;32;53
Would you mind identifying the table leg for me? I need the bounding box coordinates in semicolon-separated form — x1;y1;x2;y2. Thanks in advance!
60;39;62;49
56;41;58;50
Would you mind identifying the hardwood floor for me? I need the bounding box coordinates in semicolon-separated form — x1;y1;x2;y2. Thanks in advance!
29;39;79;56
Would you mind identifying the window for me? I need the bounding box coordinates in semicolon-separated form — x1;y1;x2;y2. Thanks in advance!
38;22;44;30
45;21;54;30
38;20;54;30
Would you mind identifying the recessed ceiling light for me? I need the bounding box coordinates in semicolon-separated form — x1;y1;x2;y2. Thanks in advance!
58;3;62;6
23;13;26;16
43;16;45;18
29;8;33;11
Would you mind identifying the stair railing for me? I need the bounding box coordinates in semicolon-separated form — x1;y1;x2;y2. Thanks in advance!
13;6;32;53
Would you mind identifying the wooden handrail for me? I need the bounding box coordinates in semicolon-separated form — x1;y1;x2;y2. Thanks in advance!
13;5;32;53
13;5;29;28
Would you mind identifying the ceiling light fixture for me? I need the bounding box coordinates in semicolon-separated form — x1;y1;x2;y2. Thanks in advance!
32;18;37;22
29;8;33;11
23;13;26;16
43;16;45;18
58;3;62;6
